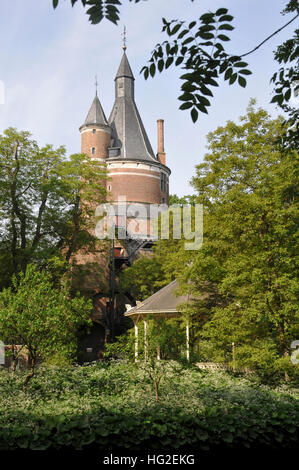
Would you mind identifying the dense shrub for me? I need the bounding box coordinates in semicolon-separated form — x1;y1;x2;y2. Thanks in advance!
0;362;298;451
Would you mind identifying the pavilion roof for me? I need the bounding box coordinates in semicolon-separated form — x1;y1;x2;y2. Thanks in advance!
125;280;190;318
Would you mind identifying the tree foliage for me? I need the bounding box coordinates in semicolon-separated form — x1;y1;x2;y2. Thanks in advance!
271;1;299;148
0;264;92;387
0;128;107;289
52;0;145;25
119;254;165;301
182;103;298;377
141;9;252;122
118;104;299;380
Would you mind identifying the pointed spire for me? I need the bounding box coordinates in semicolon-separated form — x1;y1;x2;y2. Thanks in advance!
109;51;156;161
84;94;108;127
115;51;135;80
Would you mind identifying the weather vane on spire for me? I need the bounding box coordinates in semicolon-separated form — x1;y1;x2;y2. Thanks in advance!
122;25;127;51
95;75;98;96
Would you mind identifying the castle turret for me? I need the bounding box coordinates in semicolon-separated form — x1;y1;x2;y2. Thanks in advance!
79;92;111;161
108;51;156;162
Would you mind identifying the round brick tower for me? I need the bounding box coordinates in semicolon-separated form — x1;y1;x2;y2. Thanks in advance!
79;92;111;161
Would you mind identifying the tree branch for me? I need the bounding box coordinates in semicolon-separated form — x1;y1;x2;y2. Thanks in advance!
31;191;49;250
240;14;299;59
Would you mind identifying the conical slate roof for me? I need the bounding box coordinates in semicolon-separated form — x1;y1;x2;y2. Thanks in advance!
115;52;135;80
84;94;108;126
108;52;156;162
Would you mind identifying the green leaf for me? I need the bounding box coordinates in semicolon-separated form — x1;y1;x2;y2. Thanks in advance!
165;57;174;69
179;102;193;110
182;82;197;92
197;32;214;40
191;107;199;122
175;56;184;66
215;8;228;16
182;36;195;45
171;24;182;36
189;21;197;29
219;15;234;22
198;95;211;106
234;62;248;68
53;0;59;8
205;77;219;87
158;60;164;73
219;61;228;74
214;42;224;51
218;34;230;41
200;85;213;97
196;102;208;114
200;13;215;22
238;69;252;75
224;68;233;80
238;75;247;87
179;92;194;101
284;88;291;101
200;24;216;32
270;95;279;103
149;63;156;77
178;29;189;39
219;24;234;31
229;73;237;85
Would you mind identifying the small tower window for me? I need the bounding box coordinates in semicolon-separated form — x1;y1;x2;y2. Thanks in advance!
108;185;112;191
160;173;166;192
92;129;96;134
91;147;96;155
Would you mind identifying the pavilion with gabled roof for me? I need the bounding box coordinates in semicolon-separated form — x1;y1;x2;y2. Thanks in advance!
125;280;193;361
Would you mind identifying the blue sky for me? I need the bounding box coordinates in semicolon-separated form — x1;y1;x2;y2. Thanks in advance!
0;0;297;196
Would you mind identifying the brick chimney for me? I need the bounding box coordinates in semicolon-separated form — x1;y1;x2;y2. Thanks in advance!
157;119;166;165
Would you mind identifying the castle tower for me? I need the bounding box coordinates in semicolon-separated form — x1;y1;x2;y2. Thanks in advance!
79;91;111;161
107;51;171;237
80;49;171;239
77;48;172;355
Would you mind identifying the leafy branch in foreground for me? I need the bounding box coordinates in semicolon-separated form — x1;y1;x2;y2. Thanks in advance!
52;0;147;25
52;1;298;130
141;8;252;122
270;1;299;148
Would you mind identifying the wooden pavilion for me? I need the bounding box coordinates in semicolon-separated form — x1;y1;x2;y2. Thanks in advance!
125;280;192;361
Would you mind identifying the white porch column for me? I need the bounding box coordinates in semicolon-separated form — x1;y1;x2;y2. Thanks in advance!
134;323;139;362
186;321;190;362
144;320;148;361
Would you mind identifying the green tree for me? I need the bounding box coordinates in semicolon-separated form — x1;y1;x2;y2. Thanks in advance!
174;102;299;379
119;254;165;301
0;128;107;289
169;194;197;206
0;264;92;387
